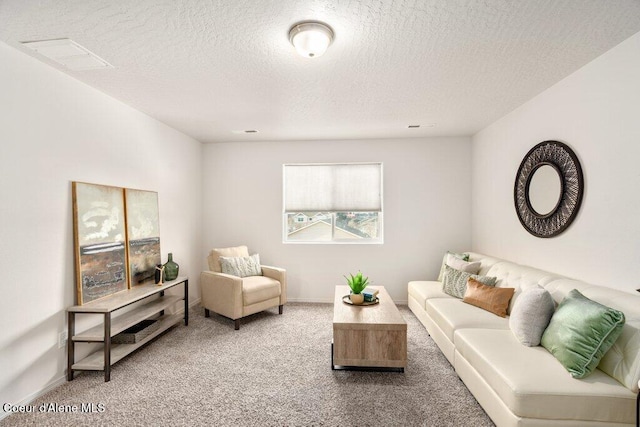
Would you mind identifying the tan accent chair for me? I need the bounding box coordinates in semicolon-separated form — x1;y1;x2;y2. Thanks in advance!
200;246;286;330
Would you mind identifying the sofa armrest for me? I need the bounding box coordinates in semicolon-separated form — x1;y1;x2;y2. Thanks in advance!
200;270;243;319
262;265;287;305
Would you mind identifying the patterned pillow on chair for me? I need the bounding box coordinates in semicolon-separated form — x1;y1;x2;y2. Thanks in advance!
219;254;263;277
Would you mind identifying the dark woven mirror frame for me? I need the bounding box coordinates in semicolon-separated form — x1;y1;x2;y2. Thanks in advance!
514;140;584;238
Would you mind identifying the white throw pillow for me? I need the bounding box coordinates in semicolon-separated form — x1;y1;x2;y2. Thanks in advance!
219;254;262;278
437;251;469;281
446;254;481;275
509;286;555;346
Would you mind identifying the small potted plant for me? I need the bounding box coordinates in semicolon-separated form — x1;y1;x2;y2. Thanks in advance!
345;271;369;305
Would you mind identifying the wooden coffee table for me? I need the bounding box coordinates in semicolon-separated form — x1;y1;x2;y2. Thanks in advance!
332;285;407;372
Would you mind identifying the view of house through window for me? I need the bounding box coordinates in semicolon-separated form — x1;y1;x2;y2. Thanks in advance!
283;163;383;243
286;212;381;241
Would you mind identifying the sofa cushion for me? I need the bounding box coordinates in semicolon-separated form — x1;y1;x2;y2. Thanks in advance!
454;328;636;424
408;281;453;309
484;261;563;313
580;285;640;392
542;278;593;304
463;278;514;318
242;276;281;306
442;265;497;298
541;289;625;379
509;286;555;346
425;298;509;342
465;252;505;276
219;254;262;278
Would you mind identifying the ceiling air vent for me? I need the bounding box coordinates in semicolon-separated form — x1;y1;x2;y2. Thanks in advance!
408;124;436;129
232;130;259;134
20;38;112;71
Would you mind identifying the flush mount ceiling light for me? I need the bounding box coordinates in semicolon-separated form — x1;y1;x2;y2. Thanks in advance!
289;21;334;58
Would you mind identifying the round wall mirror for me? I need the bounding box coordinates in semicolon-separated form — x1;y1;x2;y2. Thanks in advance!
527;163;563;217
514;141;584;238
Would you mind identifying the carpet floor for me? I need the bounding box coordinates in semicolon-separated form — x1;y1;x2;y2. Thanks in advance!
2;303;493;426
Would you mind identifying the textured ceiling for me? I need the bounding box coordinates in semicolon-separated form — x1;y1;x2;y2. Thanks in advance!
1;1;640;143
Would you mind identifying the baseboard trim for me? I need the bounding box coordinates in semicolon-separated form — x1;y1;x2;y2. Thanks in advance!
286;297;333;304
2;297;202;422
0;375;66;421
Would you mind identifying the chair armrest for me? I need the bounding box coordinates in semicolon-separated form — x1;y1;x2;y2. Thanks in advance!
200;271;243;319
262;265;287;305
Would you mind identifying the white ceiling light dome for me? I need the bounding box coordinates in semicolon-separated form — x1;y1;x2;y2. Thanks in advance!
289;21;334;58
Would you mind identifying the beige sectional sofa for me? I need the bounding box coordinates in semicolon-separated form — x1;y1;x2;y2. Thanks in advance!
408;252;640;427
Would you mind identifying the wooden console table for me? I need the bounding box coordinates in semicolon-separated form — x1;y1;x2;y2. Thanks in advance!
67;276;188;382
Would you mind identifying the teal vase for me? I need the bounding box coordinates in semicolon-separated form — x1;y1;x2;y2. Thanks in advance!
163;253;179;281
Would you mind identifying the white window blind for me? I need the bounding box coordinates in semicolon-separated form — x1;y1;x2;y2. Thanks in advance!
283;163;382;212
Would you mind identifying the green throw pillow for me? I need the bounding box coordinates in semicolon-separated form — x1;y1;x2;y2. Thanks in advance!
541;289;625;379
437;251;469;281
441;264;497;298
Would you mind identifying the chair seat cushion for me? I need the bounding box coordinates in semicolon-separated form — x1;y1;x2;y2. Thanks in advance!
454;328;635;423
242;276;281;306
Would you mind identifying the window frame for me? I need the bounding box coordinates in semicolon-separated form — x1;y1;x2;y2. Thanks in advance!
282;162;383;245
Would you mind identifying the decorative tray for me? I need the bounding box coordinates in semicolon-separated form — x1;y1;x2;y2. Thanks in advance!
342;295;379;306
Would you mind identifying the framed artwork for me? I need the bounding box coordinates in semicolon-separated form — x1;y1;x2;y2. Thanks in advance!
72;182;128;304
125;188;161;286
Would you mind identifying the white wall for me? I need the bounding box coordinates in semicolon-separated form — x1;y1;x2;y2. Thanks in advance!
471;31;640;292
0;42;203;410
202;137;472;303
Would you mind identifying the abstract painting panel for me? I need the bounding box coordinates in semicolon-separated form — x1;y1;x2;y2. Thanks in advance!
125;189;161;286
72;182;128;304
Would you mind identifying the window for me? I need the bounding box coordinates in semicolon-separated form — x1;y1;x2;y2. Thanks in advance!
283;163;383;243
